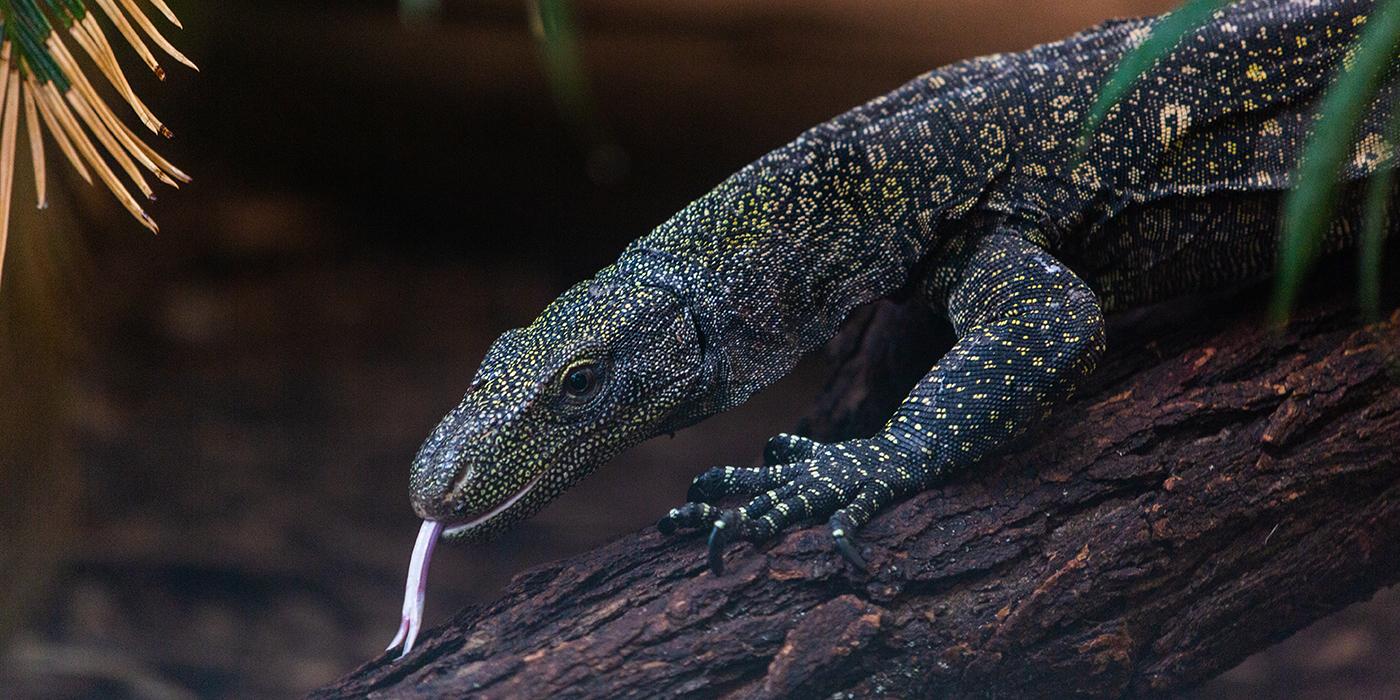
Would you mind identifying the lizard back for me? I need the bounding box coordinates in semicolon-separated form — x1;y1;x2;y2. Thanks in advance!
978;0;1396;309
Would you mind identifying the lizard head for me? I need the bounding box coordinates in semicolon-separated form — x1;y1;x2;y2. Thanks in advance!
408;274;711;541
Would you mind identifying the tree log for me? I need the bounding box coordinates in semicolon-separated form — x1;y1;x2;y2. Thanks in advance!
315;277;1400;698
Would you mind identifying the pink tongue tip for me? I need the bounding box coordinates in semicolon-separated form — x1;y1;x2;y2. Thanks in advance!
386;519;443;659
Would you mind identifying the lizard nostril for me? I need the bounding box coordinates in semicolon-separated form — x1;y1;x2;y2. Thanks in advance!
449;462;478;496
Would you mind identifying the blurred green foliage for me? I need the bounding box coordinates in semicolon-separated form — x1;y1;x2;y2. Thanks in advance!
399;0;441;23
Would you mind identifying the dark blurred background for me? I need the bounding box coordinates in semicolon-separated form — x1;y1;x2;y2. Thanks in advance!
0;1;1396;697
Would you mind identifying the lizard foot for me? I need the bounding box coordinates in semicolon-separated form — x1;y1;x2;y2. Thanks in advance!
656;433;922;575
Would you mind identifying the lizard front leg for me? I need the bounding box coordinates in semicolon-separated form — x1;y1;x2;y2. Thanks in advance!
658;232;1106;573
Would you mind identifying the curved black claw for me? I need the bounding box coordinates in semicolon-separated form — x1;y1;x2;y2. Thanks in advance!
831;529;867;571
707;512;737;575
829;512;869;571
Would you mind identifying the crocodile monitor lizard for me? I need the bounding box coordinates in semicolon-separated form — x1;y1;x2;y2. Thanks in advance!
386;0;1396;656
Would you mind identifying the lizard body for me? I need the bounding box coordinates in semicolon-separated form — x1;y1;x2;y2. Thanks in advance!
391;0;1396;656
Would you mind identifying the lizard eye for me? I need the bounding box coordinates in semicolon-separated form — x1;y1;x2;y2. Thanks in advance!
561;361;602;403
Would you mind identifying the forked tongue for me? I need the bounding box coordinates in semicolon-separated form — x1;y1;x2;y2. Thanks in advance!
386;519;443;659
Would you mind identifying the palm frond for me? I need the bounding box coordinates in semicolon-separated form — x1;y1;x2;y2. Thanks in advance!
0;0;194;290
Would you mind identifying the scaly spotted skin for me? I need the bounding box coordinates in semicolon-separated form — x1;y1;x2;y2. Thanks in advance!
410;0;1395;572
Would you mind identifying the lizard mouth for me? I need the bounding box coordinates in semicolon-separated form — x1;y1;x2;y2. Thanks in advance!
442;470;546;539
386;472;545;658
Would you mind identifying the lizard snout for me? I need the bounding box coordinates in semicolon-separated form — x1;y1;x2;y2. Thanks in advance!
408;432;485;522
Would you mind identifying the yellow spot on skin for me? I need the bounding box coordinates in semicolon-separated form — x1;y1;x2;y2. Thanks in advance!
1246;63;1267;81
1159;103;1191;149
1353;133;1392;172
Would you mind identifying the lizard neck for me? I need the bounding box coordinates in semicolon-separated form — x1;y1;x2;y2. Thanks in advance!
620;94;1005;413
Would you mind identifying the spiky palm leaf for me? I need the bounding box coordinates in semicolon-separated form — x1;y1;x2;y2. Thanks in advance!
0;0;194;290
1084;0;1400;325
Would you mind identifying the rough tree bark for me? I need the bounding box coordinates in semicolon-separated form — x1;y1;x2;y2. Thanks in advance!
316;276;1400;699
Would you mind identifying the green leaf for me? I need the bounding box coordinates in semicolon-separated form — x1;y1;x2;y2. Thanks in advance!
529;0;595;138
1358;103;1400;323
1272;0;1400;326
1080;0;1231;151
1357;155;1391;322
399;0;440;23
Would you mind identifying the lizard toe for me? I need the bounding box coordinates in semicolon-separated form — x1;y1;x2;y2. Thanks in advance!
657;501;720;535
764;433;822;465
687;464;790;503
